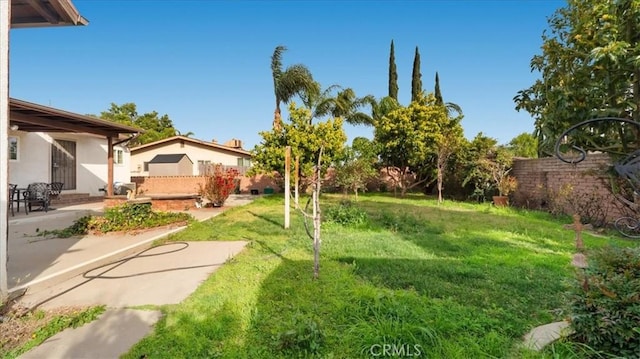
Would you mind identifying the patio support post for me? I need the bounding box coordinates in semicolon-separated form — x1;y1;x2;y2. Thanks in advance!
0;0;11;302
107;136;113;196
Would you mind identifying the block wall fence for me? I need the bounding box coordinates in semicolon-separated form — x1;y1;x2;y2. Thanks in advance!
511;153;625;221
131;174;280;196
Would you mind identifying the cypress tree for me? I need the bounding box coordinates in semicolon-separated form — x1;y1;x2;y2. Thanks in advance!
434;71;443;106
388;40;398;100
411;46;422;102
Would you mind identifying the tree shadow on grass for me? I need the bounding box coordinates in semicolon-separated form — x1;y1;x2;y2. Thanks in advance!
239;256;558;359
248;210;283;228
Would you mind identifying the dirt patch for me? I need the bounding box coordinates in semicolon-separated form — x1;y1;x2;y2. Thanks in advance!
0;301;88;355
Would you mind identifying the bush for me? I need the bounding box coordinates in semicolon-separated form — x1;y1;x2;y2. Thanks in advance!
39;203;193;237
198;164;239;206
569;246;640;358
324;201;368;226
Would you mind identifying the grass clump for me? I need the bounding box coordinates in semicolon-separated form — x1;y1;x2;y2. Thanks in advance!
40;203;193;238
323;200;368;226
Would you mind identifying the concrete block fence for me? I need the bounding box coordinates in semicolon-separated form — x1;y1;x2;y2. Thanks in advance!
131;174;280;196
511;153;626;222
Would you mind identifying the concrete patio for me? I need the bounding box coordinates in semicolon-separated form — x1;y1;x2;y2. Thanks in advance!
7;194;255;299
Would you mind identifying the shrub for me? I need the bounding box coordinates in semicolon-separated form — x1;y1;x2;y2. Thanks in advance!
569;246;640;358
199;164;239;206
324;201;368;226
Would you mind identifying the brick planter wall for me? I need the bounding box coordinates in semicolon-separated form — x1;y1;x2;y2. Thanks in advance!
104;194;202;211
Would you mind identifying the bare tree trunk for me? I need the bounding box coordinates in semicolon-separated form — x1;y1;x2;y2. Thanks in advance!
437;166;443;204
294;155;300;208
273;107;282;131
437;153;446;204
312;152;322;279
284;146;291;229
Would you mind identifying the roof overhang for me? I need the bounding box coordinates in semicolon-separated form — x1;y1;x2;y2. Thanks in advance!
10;0;88;28
9;98;142;137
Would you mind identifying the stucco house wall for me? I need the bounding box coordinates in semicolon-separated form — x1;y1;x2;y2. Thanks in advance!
8;130;131;196
130;136;251;176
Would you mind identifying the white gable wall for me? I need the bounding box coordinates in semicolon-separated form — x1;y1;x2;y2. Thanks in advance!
8;131;130;196
131;141;250;176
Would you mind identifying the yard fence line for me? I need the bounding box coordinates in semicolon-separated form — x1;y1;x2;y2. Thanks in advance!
511;153;627;224
131;174;280;196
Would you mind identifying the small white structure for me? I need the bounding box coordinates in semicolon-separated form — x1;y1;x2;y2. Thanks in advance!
130;136;252;176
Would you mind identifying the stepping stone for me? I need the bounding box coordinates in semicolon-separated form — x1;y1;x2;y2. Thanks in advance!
522;321;574;351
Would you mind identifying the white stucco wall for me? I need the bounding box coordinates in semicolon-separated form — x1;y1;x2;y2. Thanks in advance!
8;131;130;196
131;141;251;176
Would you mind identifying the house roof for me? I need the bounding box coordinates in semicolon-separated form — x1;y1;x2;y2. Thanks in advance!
9;98;142;137
10;0;88;28
149;153;193;164
131;135;252;156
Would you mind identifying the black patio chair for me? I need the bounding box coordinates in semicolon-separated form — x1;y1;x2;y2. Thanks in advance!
9;184;27;216
9;184;19;216
49;182;64;200
25;182;51;214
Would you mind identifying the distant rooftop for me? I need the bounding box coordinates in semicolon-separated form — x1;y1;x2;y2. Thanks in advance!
148;153;192;164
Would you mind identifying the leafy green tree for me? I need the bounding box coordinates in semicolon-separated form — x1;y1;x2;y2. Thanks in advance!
333;139;378;199
434;111;464;203
375;93;455;196
98;103;175;146
388;40;399;101
252;102;347;185
514;0;640;156
411;46;423;103
271;45;316;131
507;132;538;158
462;133;517;202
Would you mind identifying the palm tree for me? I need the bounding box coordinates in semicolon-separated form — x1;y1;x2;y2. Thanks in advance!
271;45;315;131
300;83;376;126
369;96;400;125
331;88;376;126
175;130;195;137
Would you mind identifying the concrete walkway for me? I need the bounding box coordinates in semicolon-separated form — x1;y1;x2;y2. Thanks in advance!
10;194;256;359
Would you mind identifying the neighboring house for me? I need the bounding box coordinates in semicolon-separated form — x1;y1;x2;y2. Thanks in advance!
8;98;140;197
130;136;252;176
148;154;193;176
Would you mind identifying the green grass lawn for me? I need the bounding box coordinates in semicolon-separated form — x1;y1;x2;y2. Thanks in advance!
124;193;637;359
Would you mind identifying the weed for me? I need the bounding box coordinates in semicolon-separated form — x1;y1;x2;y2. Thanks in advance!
323;200;368;226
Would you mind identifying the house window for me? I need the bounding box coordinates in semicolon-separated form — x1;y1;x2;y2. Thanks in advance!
237;157;251;167
143;162;149;171
8;136;18;161
113;149;124;165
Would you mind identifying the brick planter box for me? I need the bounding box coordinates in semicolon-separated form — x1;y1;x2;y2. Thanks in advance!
103;194;201;211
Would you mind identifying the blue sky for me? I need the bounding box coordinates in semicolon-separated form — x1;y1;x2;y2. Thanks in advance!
9;0;564;150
